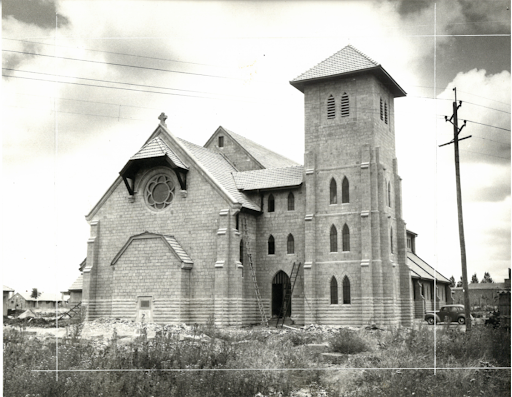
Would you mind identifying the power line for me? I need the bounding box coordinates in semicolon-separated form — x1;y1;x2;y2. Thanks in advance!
460;148;510;160
463;101;511;114
3;49;245;81
2;74;258;102
2;38;234;69
464;119;511;132
406;86;511;107
2;103;151;122
3;68;255;100
472;136;511;145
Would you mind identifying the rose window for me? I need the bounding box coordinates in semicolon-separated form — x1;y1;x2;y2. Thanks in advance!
145;174;175;210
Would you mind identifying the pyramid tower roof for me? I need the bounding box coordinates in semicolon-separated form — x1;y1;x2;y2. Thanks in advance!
290;45;406;97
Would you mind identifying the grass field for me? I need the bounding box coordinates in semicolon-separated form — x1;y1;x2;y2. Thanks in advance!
3;319;510;397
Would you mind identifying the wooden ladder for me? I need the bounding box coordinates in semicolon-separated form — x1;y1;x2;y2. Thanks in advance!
58;302;82;320
242;217;268;326
276;261;301;328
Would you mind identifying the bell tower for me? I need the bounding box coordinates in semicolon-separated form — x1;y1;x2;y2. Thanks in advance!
291;45;412;326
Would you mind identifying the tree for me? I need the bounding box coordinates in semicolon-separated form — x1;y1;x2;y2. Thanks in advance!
30;288;41;308
456;276;463;287
471;273;479;284
449;276;456;288
481;272;494;283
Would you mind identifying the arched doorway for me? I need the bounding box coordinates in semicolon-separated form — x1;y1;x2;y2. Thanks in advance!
272;270;291;317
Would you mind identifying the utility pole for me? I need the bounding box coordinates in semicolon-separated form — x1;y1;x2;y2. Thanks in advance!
439;87;472;331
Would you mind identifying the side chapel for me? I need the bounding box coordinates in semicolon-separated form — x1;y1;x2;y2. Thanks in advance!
82;45;418;326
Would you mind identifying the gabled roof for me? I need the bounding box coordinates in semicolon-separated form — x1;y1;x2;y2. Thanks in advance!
68;274;83;291
129;136;188;170
233;166;304;191
407;252;451;284
16;292;65;302
111;232;194;269
210;127;300;170
290;45;406;97
451;283;508;291
178;138;260;211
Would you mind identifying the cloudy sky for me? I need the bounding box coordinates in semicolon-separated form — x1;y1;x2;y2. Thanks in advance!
2;0;510;294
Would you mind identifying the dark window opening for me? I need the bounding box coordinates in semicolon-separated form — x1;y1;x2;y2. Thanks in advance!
218;136;224;147
288;192;295;211
330;178;337;204
140;300;150;308
384;102;388;124
268;194;275;212
240;239;244;263
343;276;351;304
235;213;239;230
390;227;394;254
387;181;391;207
330;276;338;304
342;177;349;203
380;98;383;120
287;234;295;254
330;225;338;252
342;224;350;251
268;235;275;255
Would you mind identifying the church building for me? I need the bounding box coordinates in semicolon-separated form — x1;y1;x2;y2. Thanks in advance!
82;45;415;327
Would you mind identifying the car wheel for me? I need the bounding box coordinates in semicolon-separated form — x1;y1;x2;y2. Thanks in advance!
427;318;434;325
458;317;465;325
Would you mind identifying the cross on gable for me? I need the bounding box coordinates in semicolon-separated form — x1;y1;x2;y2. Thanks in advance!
158;112;167;124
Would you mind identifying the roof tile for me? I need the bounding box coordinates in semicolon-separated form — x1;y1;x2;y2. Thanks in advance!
131;137;188;170
234;166;304;190
291;45;379;83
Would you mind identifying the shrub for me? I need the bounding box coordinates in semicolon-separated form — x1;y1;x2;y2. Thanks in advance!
329;328;368;354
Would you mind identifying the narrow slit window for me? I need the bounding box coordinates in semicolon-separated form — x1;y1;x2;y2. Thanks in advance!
342;177;349;203
341;93;349;117
327;95;335;119
330;178;337;204
240;239;244;263
330;225;338;253
268;235;275;255
343;276;351;304
287;234;295;254
390;227;394;254
388;181;391;207
218;136;224;147
288;192;295;211
342;224;350;251
268;194;275;212
330;277;339;304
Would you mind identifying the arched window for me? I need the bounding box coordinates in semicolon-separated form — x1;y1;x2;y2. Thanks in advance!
330;178;337;204
380;98;383;120
342;224;350;251
341;93;349;117
268;194;275;212
384;102;388;124
239;239;244;263
387;181;391;207
288;192;295;211
330;225;338;252
330;276;338;304
390;227;394;254
287;234;295;254
327;95;335;119
268;235;275;255
342;177;349;203
343;276;351;304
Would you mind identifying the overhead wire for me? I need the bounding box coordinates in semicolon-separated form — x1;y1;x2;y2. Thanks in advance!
3;49;246;81
3;68;257;100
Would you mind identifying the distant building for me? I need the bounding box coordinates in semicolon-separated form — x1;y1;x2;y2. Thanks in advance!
451;282;508;310
406;230;452;318
9;292;68;311
3;286;14;316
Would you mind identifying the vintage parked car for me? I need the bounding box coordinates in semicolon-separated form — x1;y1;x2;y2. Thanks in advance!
424;304;470;325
